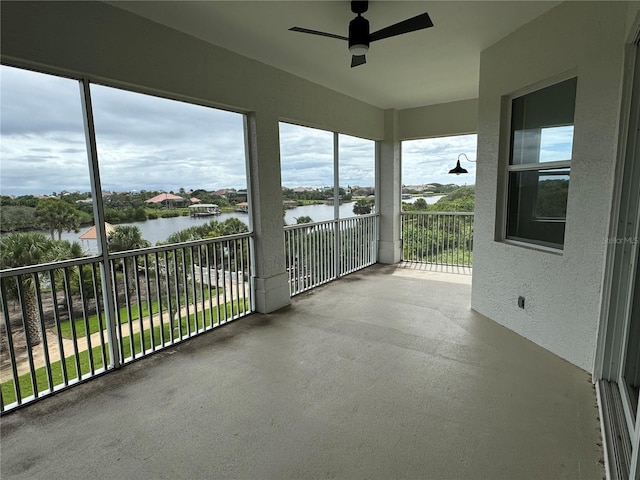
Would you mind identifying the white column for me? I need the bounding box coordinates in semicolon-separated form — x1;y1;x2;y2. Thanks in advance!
245;112;291;313
377;109;402;264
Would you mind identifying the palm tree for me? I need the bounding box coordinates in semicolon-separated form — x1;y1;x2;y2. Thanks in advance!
49;240;89;315
0;232;54;345
34;199;81;240
219;218;248;236
107;225;151;252
108;226;151;294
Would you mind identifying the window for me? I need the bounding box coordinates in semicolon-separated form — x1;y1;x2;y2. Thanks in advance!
0;64;249;253
0;65;96;257
505;77;577;249
279;123;376;223
339;134;375;215
90;84;248;244
401;134;477;210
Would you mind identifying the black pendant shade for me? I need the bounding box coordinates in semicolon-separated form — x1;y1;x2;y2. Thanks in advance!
448;160;468;175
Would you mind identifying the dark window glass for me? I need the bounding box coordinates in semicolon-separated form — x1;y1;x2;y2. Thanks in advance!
506;77;576;249
507;169;569;249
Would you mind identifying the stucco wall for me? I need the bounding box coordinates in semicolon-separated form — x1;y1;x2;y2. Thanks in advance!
398;99;478;140
472;1;631;371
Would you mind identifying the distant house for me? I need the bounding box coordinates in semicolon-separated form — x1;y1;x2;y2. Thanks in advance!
145;192;188;208
234;201;249;213
190;197;201;204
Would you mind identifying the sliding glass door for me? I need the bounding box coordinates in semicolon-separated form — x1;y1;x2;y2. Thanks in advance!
598;42;640;480
620;245;640;432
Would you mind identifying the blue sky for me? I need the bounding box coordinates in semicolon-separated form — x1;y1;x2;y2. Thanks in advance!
1;65;478;197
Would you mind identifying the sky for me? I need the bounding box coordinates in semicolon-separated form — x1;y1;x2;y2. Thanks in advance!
1;65;486;197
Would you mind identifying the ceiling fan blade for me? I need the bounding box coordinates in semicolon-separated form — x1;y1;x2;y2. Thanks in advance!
369;12;433;42
351;55;367;68
289;27;348;41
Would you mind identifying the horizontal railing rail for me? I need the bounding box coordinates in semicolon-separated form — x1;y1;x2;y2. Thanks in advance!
285;214;378;296
0;233;254;412
401;212;474;267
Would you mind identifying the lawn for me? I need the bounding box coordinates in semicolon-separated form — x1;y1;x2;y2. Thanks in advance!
1;298;250;407
57;298;161;338
57;289;219;339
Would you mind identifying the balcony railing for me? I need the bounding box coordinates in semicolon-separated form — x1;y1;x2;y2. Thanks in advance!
0;233;253;412
401;212;474;267
285;214;379;296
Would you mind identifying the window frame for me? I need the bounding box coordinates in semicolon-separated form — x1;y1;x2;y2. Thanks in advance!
498;73;577;252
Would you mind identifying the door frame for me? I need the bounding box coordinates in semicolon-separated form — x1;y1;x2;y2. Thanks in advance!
594;19;640;479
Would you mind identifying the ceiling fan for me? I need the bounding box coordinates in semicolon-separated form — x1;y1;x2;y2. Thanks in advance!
289;1;434;68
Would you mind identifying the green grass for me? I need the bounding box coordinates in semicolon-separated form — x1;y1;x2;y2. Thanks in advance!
1;344;110;406
144;207;188;216
1;298;251;407
57;289;219;339
402;248;473;266
57;299;161;339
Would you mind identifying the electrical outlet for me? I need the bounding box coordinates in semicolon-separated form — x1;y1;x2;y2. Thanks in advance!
518;296;525;309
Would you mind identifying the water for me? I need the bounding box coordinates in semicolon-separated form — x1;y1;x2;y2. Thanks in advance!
402;195;445;204
284;202;358;224
64;202;365;251
63;198;448;250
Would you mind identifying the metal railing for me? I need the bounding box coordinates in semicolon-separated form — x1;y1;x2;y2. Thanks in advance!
0;233;253;412
401;212;474;267
285;214;378;296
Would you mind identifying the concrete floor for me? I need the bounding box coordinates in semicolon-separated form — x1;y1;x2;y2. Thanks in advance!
0;264;604;479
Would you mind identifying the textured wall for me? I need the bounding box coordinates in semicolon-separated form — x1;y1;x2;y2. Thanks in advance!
398;99;479;140
472;2;631;371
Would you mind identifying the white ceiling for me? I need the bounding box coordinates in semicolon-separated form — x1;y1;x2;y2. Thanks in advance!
109;1;559;110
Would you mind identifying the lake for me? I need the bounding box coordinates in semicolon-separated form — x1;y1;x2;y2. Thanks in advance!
65;201;364;250
403;195;445;204
64;195;446;251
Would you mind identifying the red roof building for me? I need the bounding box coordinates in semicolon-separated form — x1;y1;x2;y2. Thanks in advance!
145;193;187;205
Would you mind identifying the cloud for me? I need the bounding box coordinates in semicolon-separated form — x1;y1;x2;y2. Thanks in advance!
1;65;474;198
279;124;376;188
539;126;573;163
0;131;90;196
1;66;247;195
279;123;334;187
90;83;247;192
402;134;477;185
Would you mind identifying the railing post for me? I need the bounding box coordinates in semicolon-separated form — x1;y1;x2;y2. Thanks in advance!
334;133;342;278
79;79;120;369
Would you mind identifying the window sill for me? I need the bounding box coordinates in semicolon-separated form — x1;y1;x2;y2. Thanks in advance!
500;238;564;256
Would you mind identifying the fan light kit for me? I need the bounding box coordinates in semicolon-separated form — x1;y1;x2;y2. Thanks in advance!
289;1;434;68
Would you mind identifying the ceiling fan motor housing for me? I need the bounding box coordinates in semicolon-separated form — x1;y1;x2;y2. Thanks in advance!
349;15;370;52
351;1;368;15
